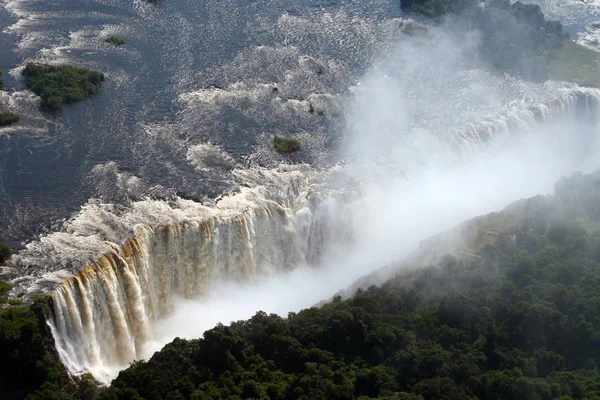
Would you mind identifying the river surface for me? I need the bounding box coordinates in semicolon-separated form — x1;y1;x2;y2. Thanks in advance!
0;0;598;251
4;0;600;383
0;0;396;248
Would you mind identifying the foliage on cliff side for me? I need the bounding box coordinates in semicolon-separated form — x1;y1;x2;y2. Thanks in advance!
22;63;104;107
6;170;600;399
0;293;88;400
99;171;600;400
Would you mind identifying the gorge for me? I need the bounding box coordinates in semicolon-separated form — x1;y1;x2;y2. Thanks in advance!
2;0;600;398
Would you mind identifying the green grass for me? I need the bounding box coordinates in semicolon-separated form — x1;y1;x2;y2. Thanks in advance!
105;35;125;46
22;63;104;107
0;112;19;127
547;40;600;88
274;136;300;154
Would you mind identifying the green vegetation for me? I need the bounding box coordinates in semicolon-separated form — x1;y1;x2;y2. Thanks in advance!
274;136;301;154
22;63;104;107
547;40;600;88
7;171;600;399
95;171;600;400
0;112;20;127
0;281;21;306
0;241;11;263
402;0;591;84
0;292;95;400
105;35;125;46
401;22;429;36
0;70;20;125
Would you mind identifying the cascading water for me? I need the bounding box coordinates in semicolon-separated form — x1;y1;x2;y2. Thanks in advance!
42;165;359;382
28;84;600;383
3;0;600;387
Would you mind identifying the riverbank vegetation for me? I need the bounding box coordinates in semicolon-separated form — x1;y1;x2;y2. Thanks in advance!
547;40;600;88
0;241;11;263
105;35;125;46
0;112;19;127
22;63;105;107
0;70;20;125
274;136;300;154
403;0;600;86
99;171;600;400
4;172;600;399
0;289;87;400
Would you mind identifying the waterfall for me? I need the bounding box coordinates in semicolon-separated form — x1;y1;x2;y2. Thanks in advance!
46;166;357;383
7;86;599;384
453;87;600;155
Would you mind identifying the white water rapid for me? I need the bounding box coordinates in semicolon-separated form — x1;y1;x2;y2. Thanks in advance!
3;0;600;385
25;85;599;383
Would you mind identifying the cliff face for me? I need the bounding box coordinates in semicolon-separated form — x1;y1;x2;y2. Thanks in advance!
339;170;600;298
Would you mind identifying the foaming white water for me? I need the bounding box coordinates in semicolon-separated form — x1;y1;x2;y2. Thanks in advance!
4;0;600;385
9;165;352;383
32;84;600;384
116;86;600;376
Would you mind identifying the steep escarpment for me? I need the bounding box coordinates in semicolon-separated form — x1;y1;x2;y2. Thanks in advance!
45;165;359;383
0;85;595;386
99;169;600;400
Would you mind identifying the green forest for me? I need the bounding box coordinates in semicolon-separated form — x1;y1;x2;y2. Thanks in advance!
96;175;600;400
2;4;600;397
22;63;105;107
3;171;599;399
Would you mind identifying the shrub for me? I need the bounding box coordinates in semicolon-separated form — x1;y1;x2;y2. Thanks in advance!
105;35;125;46
0;112;19;127
0;242;11;263
274;136;300;154
0;280;11;296
22;63;104;107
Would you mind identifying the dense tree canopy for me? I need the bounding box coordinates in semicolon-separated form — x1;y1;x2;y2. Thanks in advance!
0;294;82;400
22;63;104;107
0;241;11;263
4;172;600;399
96;173;600;400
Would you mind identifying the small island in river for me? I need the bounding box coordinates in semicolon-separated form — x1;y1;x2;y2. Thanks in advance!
22;63;105;107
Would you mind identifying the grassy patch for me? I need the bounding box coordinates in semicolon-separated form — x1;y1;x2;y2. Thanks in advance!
547;40;600;87
105;35;125;46
0;112;19;127
274;136;300;154
22;63;104;107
